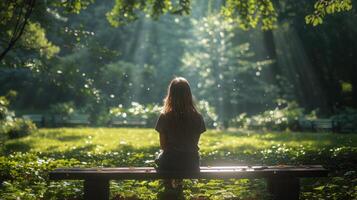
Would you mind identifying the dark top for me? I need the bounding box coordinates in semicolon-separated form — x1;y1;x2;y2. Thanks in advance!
155;112;206;152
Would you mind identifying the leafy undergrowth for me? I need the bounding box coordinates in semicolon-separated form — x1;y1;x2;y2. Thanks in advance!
0;128;356;200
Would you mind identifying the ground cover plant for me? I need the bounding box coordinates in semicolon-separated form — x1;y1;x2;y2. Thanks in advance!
0;128;356;200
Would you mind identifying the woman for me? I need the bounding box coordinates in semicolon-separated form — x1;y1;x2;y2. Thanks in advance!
155;77;206;190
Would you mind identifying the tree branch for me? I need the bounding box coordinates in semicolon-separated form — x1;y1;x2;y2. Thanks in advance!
0;0;36;61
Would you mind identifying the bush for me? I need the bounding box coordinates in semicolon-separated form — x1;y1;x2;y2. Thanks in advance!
109;101;219;128
109;102;162;127
6;118;37;139
0;152;83;200
1;94;37;141
331;107;357;131
0;95;14;122
49;102;75;118
230;99;304;130
196;100;218;128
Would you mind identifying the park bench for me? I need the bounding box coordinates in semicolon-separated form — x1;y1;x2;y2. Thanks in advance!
52;114;90;126
298;118;314;131
22;114;44;126
299;119;341;132
333;120;357;133
247;120;263;130
66;114;90;126
109;118;147;127
312;119;335;132
49;165;328;200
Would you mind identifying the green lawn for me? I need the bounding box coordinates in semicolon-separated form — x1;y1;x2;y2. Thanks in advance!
1;128;356;200
4;128;356;154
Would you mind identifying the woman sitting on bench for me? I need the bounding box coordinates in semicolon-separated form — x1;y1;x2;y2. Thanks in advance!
155;77;206;191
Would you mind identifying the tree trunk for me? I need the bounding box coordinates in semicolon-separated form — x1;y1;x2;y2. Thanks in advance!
263;30;284;97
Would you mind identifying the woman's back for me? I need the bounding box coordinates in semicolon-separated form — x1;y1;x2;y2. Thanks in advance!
155;111;206;152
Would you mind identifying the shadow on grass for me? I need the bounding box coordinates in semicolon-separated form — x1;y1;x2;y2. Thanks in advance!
56;135;84;142
220;130;355;148
254;132;349;147
36;130;93;141
4;141;32;154
205;129;256;138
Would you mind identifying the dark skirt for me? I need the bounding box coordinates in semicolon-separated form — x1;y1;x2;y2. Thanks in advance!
155;150;200;172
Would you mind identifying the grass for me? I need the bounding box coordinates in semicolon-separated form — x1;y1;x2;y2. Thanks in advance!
4;128;356;154
2;128;357;200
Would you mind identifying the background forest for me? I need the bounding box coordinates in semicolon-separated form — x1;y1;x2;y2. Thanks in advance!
1;0;357;129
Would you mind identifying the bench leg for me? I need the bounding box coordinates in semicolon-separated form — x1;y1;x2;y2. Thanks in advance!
84;179;109;200
267;177;300;200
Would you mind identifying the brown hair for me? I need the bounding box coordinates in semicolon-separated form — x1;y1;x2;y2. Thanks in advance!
162;77;198;114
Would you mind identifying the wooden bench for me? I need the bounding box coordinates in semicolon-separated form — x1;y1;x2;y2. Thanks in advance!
298;118;314;131
334;120;357;133
52;114;90;126
109;118;147;127
312;119;334;132
247;120;263;130
66;114;90;126
22;114;44;126
299;119;336;132
49;165;328;200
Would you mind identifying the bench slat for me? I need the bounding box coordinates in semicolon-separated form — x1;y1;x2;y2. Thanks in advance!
49;166;328;200
49;165;328;180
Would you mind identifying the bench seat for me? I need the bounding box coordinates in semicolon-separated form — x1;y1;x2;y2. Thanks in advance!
50;165;328;179
49;165;328;200
109;119;147;127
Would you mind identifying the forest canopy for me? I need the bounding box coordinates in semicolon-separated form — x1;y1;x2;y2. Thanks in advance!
0;0;353;62
0;0;356;127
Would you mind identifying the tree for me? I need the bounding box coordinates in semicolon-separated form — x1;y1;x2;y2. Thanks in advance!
181;14;278;127
0;0;353;63
0;0;93;65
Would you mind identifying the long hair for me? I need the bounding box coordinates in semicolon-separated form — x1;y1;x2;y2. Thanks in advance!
162;77;198;115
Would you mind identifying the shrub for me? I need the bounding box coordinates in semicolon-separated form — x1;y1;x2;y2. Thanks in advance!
196;100;219;128
109;101;218;128
6;118;37;139
109;102;162;127
230;99;304;130
0;152;83;200
49;102;75;118
0;94;36;141
0;95;14;122
229;113;249;128
331;107;357;131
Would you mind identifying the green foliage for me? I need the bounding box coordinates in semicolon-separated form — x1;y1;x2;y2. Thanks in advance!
0;94;37;140
182;14;278;125
1;128;356;199
0;152;83;200
305;0;353;26
50;0;95;14
109;102;162;126
20;22;60;59
6;118;37;139
331;107;357;131
230;100;304;130
107;0;191;27
0;95;13;122
107;0;354;28
108;100;219;128
222;0;278;30
49;102;75;117
196;100;218;128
